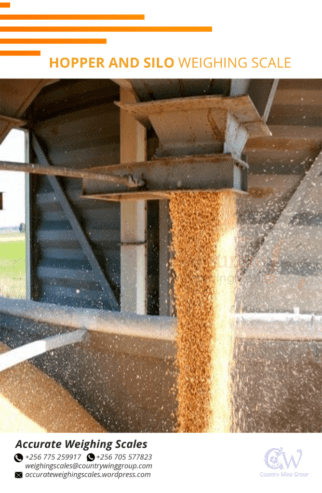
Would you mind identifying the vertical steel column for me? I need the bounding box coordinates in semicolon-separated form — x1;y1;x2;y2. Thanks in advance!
120;88;147;314
159;200;172;316
24;129;32;300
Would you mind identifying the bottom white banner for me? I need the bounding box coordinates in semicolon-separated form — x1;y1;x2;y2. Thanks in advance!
0;433;319;492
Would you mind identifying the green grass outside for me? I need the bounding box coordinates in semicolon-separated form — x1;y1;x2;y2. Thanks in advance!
0;238;26;299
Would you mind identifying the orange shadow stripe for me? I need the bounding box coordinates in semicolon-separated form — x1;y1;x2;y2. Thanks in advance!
0;26;213;32
0;14;145;20
0;38;107;44
0;3;10;7
0;50;40;55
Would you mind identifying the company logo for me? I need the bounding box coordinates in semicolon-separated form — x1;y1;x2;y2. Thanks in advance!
264;447;302;470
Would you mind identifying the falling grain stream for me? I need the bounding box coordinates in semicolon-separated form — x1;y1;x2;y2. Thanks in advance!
170;192;237;433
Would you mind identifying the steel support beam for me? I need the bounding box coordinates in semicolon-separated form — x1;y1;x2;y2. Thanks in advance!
24;130;32;300
82;154;248;200
120;87;147;314
0;159;144;187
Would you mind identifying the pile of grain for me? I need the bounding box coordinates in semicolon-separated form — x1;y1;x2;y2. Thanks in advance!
170;191;237;433
0;343;106;433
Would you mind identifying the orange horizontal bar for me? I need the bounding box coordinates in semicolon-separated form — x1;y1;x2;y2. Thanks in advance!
0;14;145;20
0;3;10;7
0;38;107;44
0;26;212;32
0;50;40;55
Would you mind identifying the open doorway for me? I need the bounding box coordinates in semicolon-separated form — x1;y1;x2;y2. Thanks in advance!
0;129;26;299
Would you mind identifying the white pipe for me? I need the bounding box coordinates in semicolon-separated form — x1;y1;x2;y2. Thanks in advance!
0;330;86;373
235;312;322;341
0;298;176;341
0;298;322;341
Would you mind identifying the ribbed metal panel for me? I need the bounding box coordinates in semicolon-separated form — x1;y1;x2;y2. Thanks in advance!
29;80;121;310
33;177;121;310
28;79;160;313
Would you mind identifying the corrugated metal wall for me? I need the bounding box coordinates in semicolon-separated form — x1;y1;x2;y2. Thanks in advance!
27;79;159;313
28;79;121;310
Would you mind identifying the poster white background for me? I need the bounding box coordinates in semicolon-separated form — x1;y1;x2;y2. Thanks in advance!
0;0;320;78
0;433;319;492
0;0;321;492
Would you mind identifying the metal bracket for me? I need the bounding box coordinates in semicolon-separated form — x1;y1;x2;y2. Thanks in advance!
82;153;248;201
116;94;271;159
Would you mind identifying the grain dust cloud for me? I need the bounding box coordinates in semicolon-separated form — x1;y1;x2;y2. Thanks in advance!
0;343;106;433
170;191;237;433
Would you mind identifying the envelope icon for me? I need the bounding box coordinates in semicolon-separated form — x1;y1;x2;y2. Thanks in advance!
15;472;23;479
